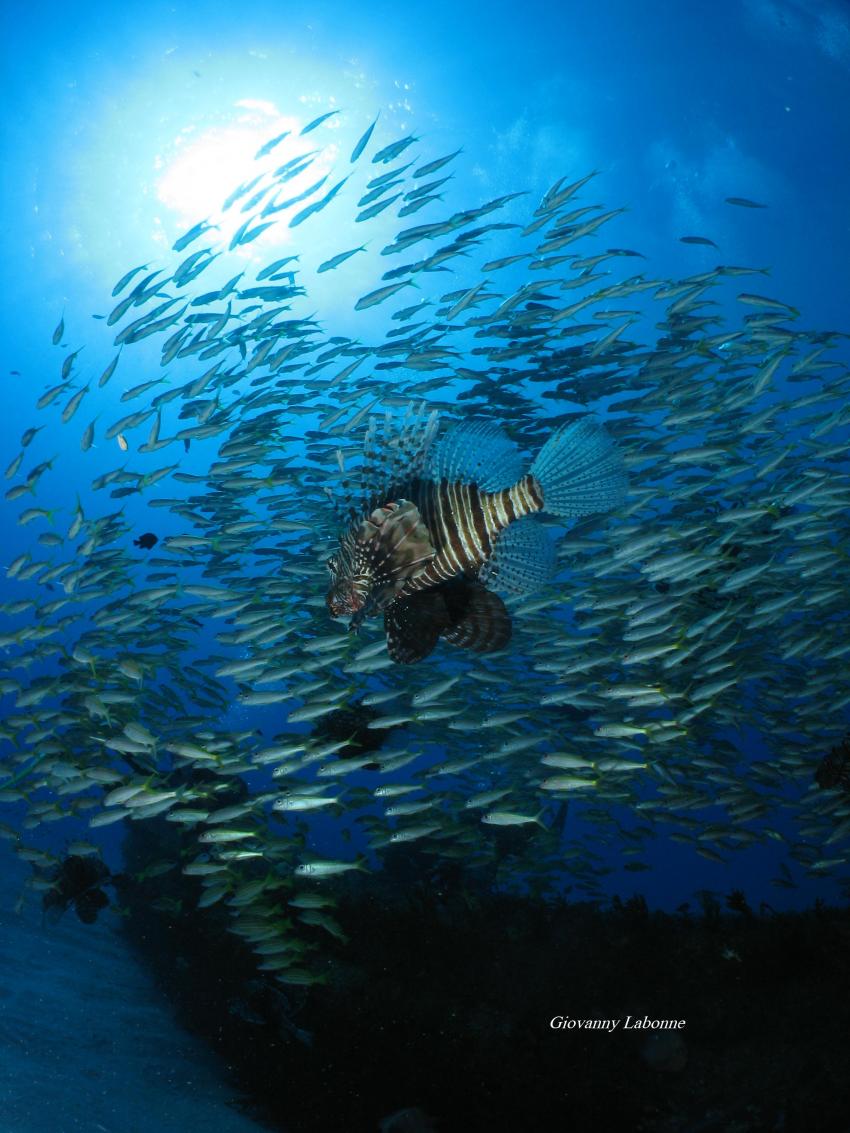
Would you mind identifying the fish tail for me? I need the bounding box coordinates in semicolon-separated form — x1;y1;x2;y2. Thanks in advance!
530;418;627;519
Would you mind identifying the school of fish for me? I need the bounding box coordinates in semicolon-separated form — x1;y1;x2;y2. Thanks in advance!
2;107;849;983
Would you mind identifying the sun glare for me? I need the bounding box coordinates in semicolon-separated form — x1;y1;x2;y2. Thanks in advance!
157;126;263;222
155;103;334;250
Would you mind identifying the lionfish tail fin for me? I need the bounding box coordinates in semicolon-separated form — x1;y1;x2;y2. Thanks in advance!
530;418;628;518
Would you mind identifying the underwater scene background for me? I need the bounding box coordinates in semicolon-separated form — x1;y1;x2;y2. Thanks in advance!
2;0;850;1129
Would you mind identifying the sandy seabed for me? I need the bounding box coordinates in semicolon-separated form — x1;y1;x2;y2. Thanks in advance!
0;847;272;1133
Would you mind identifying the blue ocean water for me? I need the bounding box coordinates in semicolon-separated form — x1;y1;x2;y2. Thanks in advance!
2;1;850;1128
4;0;849;889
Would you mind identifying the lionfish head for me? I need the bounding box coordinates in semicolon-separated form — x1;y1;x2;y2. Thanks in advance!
325;551;368;618
325;500;435;624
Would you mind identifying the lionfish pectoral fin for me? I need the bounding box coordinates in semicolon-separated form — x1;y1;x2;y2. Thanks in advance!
384;593;444;664
360;498;436;585
440;579;512;654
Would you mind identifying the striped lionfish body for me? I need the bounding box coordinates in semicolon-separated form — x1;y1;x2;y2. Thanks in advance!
326;414;627;663
401;474;543;592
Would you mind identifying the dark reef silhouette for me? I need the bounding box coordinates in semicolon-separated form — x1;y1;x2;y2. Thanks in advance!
96;816;850;1133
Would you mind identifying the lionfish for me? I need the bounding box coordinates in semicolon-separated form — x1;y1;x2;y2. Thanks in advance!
326;408;627;663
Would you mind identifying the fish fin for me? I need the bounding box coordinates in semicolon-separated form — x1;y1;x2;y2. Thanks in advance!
358;499;436;601
365;403;438;491
427;419;525;490
338;402;438;524
479;516;555;595
439;579;512;654
385;578;513;662
530;417;628;518
384;592;444;663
